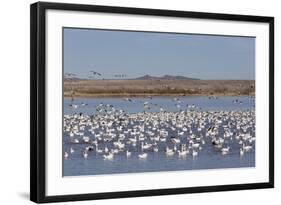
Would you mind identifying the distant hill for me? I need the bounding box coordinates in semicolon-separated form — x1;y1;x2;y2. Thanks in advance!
135;75;199;80
64;75;199;81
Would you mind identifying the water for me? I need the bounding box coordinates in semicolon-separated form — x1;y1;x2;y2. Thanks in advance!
63;96;255;176
64;96;255;115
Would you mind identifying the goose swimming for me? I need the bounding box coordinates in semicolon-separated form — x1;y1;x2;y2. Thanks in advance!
192;150;198;157
166;147;174;156
221;146;230;155
242;144;252;152
141;142;152;150
138;153;148;159
103;152;114;160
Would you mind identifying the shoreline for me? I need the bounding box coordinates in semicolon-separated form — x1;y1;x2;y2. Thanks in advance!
64;93;255;98
64;79;255;98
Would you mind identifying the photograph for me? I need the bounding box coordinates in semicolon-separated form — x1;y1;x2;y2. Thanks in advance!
30;2;274;202
63;28;256;176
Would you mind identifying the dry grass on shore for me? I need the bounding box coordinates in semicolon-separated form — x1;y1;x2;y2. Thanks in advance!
64;79;255;97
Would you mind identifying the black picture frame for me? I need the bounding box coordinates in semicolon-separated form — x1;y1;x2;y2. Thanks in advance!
30;1;274;203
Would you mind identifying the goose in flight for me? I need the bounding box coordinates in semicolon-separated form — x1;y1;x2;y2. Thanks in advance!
89;71;102;76
64;72;77;78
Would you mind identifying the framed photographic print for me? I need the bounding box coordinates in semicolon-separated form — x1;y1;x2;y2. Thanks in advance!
30;2;274;203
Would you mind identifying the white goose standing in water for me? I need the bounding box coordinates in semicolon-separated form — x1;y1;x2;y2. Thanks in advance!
240;148;244;156
64;151;68;159
126;150;131;157
192;149;198;157
82;151;88;159
70;147;75;154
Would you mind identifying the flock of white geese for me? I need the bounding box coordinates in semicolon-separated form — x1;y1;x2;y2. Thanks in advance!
64;97;255;161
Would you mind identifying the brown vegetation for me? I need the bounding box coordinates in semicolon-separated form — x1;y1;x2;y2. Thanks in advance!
64;79;255;97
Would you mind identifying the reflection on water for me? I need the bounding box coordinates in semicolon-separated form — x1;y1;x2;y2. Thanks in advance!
63;96;255;176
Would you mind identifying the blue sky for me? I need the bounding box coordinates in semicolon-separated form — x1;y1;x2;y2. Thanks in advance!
63;28;255;80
